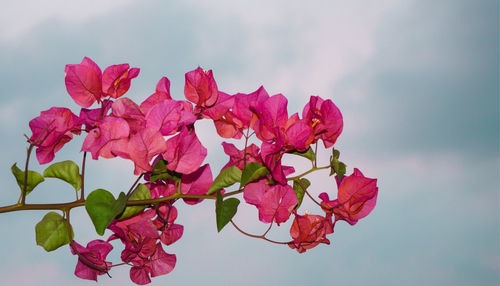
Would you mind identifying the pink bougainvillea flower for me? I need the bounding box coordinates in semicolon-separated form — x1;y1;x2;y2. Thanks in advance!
129;243;176;285
184;67;218;108
288;212;333;253
79;99;112;131
29;107;82;164
302;96;343;148
81;116;130;160
202;91;234;120
180;164;212;205
232;86;269;130
128;128;167;174
152;204;184;246
112;98;146;134
146;181;176;199
319;168;378;225
102;63;140;99
145;100;196;136
70;240;113;281
221;142;262;170
140;77;172;115
109;209;177;285
65;57;103;108
284;113;314;151
243;179;298;225
162;127;207;174
253;93;289;142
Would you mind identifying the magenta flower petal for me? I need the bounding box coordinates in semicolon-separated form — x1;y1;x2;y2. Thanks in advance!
334;168;378;224
140;77;172;115
29;107;82;164
163;127;207;174
71;240;112;281
184;67;218;107
128;128;167;174
130;266;151;285
181;164;213;205
145;100;184;136
149;244;176;277
288;213;333;253
79;99;112;131
159;224;184;246
64;57;102;108
102;64;140;99
81;116;130;159
258;184;297;225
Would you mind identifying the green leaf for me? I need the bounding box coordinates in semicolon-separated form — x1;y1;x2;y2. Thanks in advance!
215;191;240;232
207;166;242;195
118;184;152;220
288;147;316;162
293;178;311;210
11;163;44;196
332;148;340;160
240;162;269;187
43;160;82;191
35;212;73;252
329;154;347;181
149;159;182;182
85;189;127;235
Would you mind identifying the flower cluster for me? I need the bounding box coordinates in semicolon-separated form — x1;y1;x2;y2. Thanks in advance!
24;57;379;284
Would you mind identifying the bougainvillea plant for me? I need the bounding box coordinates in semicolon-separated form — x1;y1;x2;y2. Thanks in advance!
0;57;378;285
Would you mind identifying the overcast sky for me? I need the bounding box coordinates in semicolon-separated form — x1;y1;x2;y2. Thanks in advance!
0;1;498;285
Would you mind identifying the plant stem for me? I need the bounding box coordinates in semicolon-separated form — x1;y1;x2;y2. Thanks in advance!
80;152;87;201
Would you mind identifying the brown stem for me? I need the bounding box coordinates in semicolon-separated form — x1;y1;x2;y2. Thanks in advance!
126;173;144;199
230;220;291;245
79;152;87;201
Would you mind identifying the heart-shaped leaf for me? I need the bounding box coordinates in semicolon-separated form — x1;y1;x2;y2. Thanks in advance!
35;212;73;252
43;160;82;191
207;166;242;195
293;178;311;210
118;184;152;220
215;191;240;232
240;162;269;188
11;163;44;196
85;189;127;235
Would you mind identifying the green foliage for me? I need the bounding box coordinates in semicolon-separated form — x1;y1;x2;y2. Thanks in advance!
150;160;182;182
330;148;346;180
207;166;242;195
35;212;73;252
11;163;44;196
240;162;269;187
288;147;316;162
215;191;240;232
85;189;127;235
43;160;82;191
293;178;311;210
119;184;152;220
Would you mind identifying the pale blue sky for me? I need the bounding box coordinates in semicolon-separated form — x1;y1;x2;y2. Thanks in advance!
0;1;498;285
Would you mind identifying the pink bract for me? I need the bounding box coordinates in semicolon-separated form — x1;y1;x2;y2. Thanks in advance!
70;240;113;281
102;63;140;99
29;107;82;164
288;212;333;253
81;116;130;160
65;57;103;108
302;96;343;148
184;67;218;108
163;127;207;174
320;168;378;225
244;179;298;225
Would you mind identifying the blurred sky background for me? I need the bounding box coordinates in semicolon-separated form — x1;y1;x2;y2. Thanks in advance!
0;0;498;285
